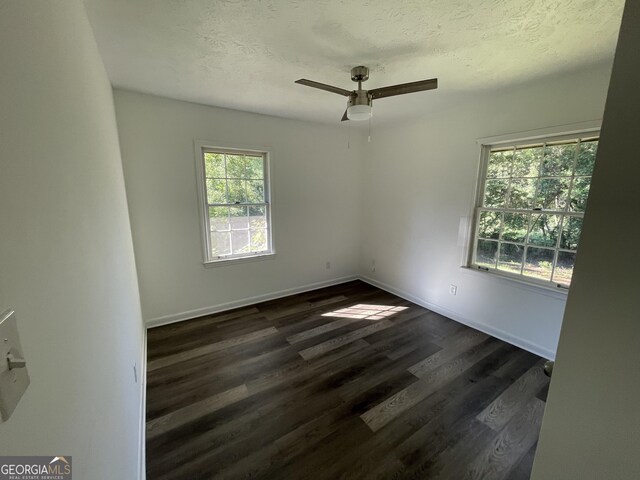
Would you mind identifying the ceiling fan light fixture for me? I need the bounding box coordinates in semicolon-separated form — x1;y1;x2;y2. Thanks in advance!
347;104;372;121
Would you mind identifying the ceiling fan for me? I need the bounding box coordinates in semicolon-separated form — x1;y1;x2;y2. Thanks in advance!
295;66;438;121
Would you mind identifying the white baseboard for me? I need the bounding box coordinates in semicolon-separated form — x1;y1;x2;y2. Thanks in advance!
358;275;555;360
145;275;359;328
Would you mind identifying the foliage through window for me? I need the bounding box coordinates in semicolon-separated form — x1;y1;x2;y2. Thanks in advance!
471;133;598;288
197;147;272;262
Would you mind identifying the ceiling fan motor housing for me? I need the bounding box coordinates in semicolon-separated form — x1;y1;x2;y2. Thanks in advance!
350;66;369;82
348;91;372;107
349;66;372;108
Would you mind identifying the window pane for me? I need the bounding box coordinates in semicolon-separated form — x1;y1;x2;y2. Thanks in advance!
231;230;250;254
507;178;536;209
246;156;264;179
502;213;529;243
226;154;247;178
560;216;582;250
528;214;560;247
535;178;570;210
524;247;554;281
576;140;597;176
541;143;576;177
553;251;576;286
498;243;524;275
209;206;230;232
227;179;247;204
204;152;225;178
483;179;509;207
229;206;248;230
247;180;265;203
201;149;271;262
211;231;231;257
478;211;501;239
512;146;543;178
487;150;512;178
249;205;266;228
568;176;591;212
251;229;268;252
473;136;596;287
476;240;498;269
206;178;226;204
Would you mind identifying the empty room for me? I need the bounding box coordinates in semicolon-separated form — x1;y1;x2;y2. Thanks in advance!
1;1;639;479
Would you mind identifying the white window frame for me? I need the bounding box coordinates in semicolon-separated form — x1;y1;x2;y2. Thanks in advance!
468;123;600;291
194;141;275;266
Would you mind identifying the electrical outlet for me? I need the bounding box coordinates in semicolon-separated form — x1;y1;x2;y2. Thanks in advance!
449;284;458;295
325;261;331;270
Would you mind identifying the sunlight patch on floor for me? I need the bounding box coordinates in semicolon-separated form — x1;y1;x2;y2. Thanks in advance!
321;304;408;321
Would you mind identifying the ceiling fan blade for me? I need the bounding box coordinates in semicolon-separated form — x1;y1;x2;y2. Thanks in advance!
295;79;353;97
369;78;438;100
341;108;348;121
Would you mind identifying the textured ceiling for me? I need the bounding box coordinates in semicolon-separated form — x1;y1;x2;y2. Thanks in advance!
84;0;624;125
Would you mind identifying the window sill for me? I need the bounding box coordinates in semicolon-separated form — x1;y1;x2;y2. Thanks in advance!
460;265;569;300
203;252;276;268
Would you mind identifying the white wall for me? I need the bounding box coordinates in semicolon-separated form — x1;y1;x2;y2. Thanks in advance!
0;2;144;479
360;64;613;358
115;63;613;355
532;1;640;477
114;90;363;325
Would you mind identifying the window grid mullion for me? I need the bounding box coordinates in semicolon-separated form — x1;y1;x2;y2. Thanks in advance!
228;223;235;256
248;204;253;252
511;180;526;275
550;214;563;283
532;142;547;209
496;212;505;267
223;153;229;205
479;206;582;217
569;139;581;196
224;153;231;257
208;202;268;207
522;214;533;276
565;139;581;214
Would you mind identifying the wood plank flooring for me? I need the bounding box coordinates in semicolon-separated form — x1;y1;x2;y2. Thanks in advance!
146;281;549;480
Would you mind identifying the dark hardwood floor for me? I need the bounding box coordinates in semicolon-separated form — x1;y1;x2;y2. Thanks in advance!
146;280;549;480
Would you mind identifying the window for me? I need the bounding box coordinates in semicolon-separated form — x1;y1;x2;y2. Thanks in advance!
195;145;273;263
470;132;598;289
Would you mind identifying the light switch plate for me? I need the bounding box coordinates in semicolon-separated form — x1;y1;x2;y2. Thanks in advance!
0;310;30;422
